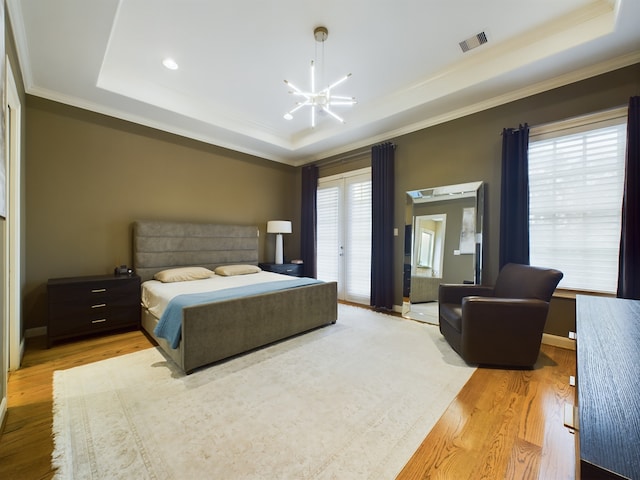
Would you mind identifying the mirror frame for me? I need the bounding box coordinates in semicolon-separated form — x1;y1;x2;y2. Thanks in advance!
403;181;484;323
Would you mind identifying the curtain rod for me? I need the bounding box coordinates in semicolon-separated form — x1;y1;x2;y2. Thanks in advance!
315;147;372;167
502;104;628;135
316;141;396;168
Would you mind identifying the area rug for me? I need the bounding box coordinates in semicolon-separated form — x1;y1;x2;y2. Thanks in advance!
52;304;474;479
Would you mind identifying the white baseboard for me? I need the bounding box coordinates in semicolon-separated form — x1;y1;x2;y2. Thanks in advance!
542;333;576;351
386;304;575;351
25;326;47;338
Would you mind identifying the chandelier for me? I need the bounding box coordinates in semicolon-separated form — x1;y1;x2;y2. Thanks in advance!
283;26;356;127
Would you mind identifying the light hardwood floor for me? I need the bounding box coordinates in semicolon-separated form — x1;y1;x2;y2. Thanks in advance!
0;326;576;480
397;342;577;479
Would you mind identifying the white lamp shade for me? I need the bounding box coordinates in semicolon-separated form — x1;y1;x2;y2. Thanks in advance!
267;220;291;264
267;220;292;234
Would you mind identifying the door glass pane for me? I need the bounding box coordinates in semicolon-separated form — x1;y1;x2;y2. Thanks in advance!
345;179;371;302
316;185;340;284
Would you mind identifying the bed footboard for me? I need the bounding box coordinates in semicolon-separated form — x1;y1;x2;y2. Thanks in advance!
144;281;338;373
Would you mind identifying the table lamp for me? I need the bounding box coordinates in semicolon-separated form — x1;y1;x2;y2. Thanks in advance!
267;220;292;264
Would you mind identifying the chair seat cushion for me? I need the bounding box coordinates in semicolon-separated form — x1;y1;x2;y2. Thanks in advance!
440;303;462;332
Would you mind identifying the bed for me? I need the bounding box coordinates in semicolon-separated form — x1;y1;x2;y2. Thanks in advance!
410;275;441;303
133;220;338;373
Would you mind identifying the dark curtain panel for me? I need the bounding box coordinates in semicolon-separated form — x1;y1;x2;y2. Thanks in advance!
370;142;395;310
617;96;640;299
499;124;530;269
300;165;318;278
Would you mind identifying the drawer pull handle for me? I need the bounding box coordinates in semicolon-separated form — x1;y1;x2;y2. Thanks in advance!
91;288;107;293
91;303;106;309
92;319;107;324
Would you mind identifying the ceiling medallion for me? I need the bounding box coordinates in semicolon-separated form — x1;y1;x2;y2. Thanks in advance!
283;26;356;127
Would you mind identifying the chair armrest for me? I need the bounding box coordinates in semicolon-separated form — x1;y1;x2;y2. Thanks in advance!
461;297;549;334
439;284;495;305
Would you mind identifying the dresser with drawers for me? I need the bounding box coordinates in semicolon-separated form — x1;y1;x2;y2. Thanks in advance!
574;295;640;479
47;274;141;347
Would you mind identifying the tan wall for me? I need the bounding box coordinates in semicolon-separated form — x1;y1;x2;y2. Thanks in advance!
315;64;638;337
25;97;300;329
23;63;640;337
390;63;640;337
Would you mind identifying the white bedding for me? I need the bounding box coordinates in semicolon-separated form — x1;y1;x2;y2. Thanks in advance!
141;271;295;319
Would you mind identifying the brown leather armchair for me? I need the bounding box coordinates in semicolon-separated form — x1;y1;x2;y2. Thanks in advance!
438;263;563;367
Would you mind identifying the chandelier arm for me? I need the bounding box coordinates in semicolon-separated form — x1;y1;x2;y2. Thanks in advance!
320;73;352;94
287;101;311;116
285;80;312;100
330;95;356;101
322;106;345;123
310;61;315;94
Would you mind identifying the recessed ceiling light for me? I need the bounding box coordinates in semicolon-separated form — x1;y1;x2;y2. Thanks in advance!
162;58;179;70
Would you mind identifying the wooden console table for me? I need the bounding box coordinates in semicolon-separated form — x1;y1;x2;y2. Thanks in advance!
575;295;640;479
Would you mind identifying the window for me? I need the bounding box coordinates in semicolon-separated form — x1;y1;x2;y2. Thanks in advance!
418;230;434;268
528;108;627;293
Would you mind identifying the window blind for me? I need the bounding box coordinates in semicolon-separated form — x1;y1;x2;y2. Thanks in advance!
345;179;372;302
529;119;627;292
316;185;340;284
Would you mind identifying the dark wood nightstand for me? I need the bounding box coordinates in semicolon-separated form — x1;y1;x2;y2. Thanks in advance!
258;263;304;277
47;274;141;347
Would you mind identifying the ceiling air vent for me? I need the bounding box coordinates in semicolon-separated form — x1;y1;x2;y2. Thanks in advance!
459;31;488;53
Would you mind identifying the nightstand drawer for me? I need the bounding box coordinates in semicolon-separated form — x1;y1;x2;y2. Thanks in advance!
49;295;138;328
48;280;138;303
47;274;141;346
48;306;138;336
259;263;303;277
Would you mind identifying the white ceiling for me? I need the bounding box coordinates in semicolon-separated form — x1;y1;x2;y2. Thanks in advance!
7;0;640;166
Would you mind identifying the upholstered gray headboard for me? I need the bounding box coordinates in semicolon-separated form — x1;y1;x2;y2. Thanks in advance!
133;221;259;282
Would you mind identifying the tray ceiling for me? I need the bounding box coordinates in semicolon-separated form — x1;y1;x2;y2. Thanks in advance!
7;0;640;166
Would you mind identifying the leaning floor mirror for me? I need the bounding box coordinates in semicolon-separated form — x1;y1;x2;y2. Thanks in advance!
402;181;484;324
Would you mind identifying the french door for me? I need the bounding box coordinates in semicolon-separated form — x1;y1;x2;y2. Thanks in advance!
317;168;371;304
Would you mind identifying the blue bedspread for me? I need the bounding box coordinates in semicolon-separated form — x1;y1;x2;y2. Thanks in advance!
154;278;321;348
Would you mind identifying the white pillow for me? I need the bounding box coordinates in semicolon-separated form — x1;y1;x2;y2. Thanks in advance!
214;264;262;276
153;266;214;283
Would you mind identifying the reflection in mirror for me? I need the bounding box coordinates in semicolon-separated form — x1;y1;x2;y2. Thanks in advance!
414;214;446;279
403;181;484;324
